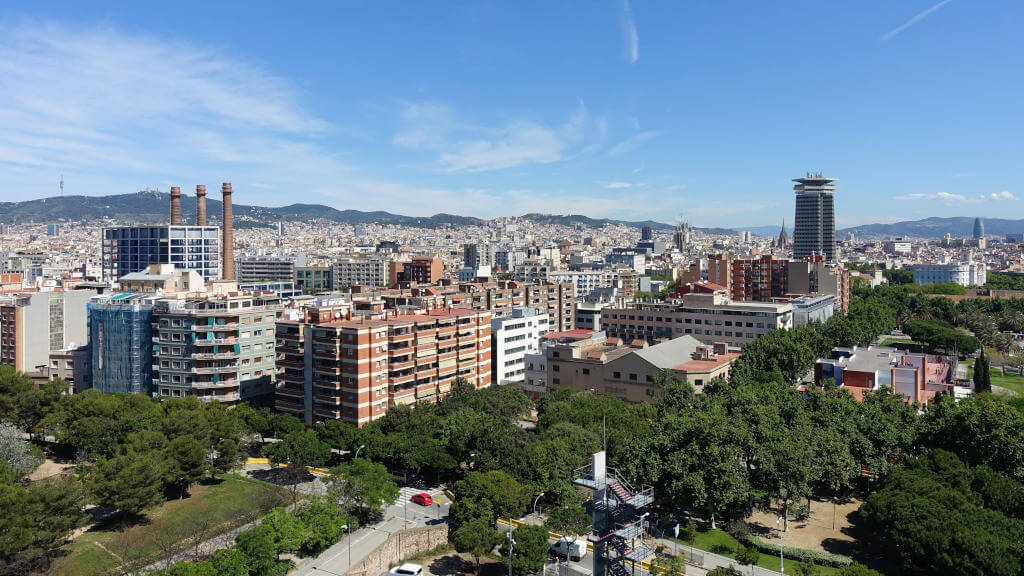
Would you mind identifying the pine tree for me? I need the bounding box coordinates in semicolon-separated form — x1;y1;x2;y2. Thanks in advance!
974;349;991;394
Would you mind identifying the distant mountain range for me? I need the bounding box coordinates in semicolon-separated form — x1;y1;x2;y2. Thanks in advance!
0;192;734;233
4;192;1019;239
836;217;1024;239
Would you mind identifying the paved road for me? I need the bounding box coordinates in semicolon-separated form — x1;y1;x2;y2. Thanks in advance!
292;485;450;576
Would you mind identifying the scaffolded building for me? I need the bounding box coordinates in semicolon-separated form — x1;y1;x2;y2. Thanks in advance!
87;293;156;395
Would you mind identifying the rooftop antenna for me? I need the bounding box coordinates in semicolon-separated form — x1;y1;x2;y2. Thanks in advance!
59;174;64;197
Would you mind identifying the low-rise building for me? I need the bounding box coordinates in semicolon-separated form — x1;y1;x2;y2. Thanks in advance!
913;261;986;287
601;290;793;347
545;332;740;401
118;263;205;294
815;345;970;404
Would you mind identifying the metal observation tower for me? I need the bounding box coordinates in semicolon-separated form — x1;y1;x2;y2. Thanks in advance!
574;451;655;576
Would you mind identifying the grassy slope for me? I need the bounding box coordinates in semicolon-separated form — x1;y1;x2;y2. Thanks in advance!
965;358;1024;395
50;474;287;576
671;527;841;575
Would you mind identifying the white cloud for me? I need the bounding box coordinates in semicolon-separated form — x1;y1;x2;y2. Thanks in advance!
985;190;1016;201
621;0;639;64
608;130;662;156
880;0;954;43
603;182;633;189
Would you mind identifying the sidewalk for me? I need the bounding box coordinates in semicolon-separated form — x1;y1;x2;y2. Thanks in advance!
651;536;783;576
291;516;407;576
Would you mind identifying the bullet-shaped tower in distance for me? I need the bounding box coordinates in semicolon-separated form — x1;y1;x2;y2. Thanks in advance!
221;182;234;280
196;185;207;226
169;186;182;225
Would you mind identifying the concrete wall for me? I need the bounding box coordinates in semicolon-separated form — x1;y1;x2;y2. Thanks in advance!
347;523;448;576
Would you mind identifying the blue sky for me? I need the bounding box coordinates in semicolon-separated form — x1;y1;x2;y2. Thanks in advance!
0;0;1022;227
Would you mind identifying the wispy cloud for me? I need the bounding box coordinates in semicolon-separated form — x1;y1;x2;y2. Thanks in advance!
621;0;639;64
608;130;662;156
894;190;1015;204
603;182;633;189
396;101;606;172
880;0;954;43
894;191;966;203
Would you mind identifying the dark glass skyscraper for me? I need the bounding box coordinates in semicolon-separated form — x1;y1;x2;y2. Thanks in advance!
973;217;985;239
101;225;222;281
793;173;838;261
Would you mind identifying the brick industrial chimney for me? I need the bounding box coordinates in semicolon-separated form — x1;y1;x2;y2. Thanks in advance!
221;182;234;280
195;185;207;226
169;186;182;225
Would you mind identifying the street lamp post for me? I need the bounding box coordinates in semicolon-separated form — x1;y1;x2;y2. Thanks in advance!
354;444;366;459
507;530;516;576
775;516;784;574
533;492;545;516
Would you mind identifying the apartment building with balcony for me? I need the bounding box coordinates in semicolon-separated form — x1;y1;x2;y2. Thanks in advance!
274;296;355;424
277;307;492;426
152;289;283;403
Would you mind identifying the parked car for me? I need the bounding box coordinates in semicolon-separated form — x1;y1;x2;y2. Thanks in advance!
551;537;587;562
411;492;433;506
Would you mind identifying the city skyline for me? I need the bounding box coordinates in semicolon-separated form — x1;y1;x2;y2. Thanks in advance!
1;1;1022;227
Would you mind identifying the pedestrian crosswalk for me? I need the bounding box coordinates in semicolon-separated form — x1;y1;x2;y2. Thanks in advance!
396;486;443;507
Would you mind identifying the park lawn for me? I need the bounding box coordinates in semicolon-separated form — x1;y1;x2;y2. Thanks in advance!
676;527;842;575
879;338;924;348
966;359;1024;396
50;474;287;576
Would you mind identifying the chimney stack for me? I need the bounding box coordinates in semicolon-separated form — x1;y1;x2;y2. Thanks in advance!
195;185;207;226
170;186;182;225
221;182;234;280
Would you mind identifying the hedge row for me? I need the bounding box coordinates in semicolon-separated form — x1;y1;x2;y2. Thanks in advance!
742;534;853;568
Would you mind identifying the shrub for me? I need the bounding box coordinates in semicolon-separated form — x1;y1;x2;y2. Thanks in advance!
742;534;853;568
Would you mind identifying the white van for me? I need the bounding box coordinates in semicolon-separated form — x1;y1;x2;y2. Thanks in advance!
551;537;587;562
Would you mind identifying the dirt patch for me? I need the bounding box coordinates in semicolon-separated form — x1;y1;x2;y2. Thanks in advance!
27;458;75;482
423;552;506;576
747;497;861;555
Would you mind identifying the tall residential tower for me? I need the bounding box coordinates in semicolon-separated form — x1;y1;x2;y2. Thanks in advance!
792;173;838;261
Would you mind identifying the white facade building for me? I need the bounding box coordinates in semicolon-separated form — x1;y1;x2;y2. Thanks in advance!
549;270;605;301
491;307;548;385
913;261;986;287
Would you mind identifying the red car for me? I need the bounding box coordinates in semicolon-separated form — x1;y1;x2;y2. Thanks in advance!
411;492;433;506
